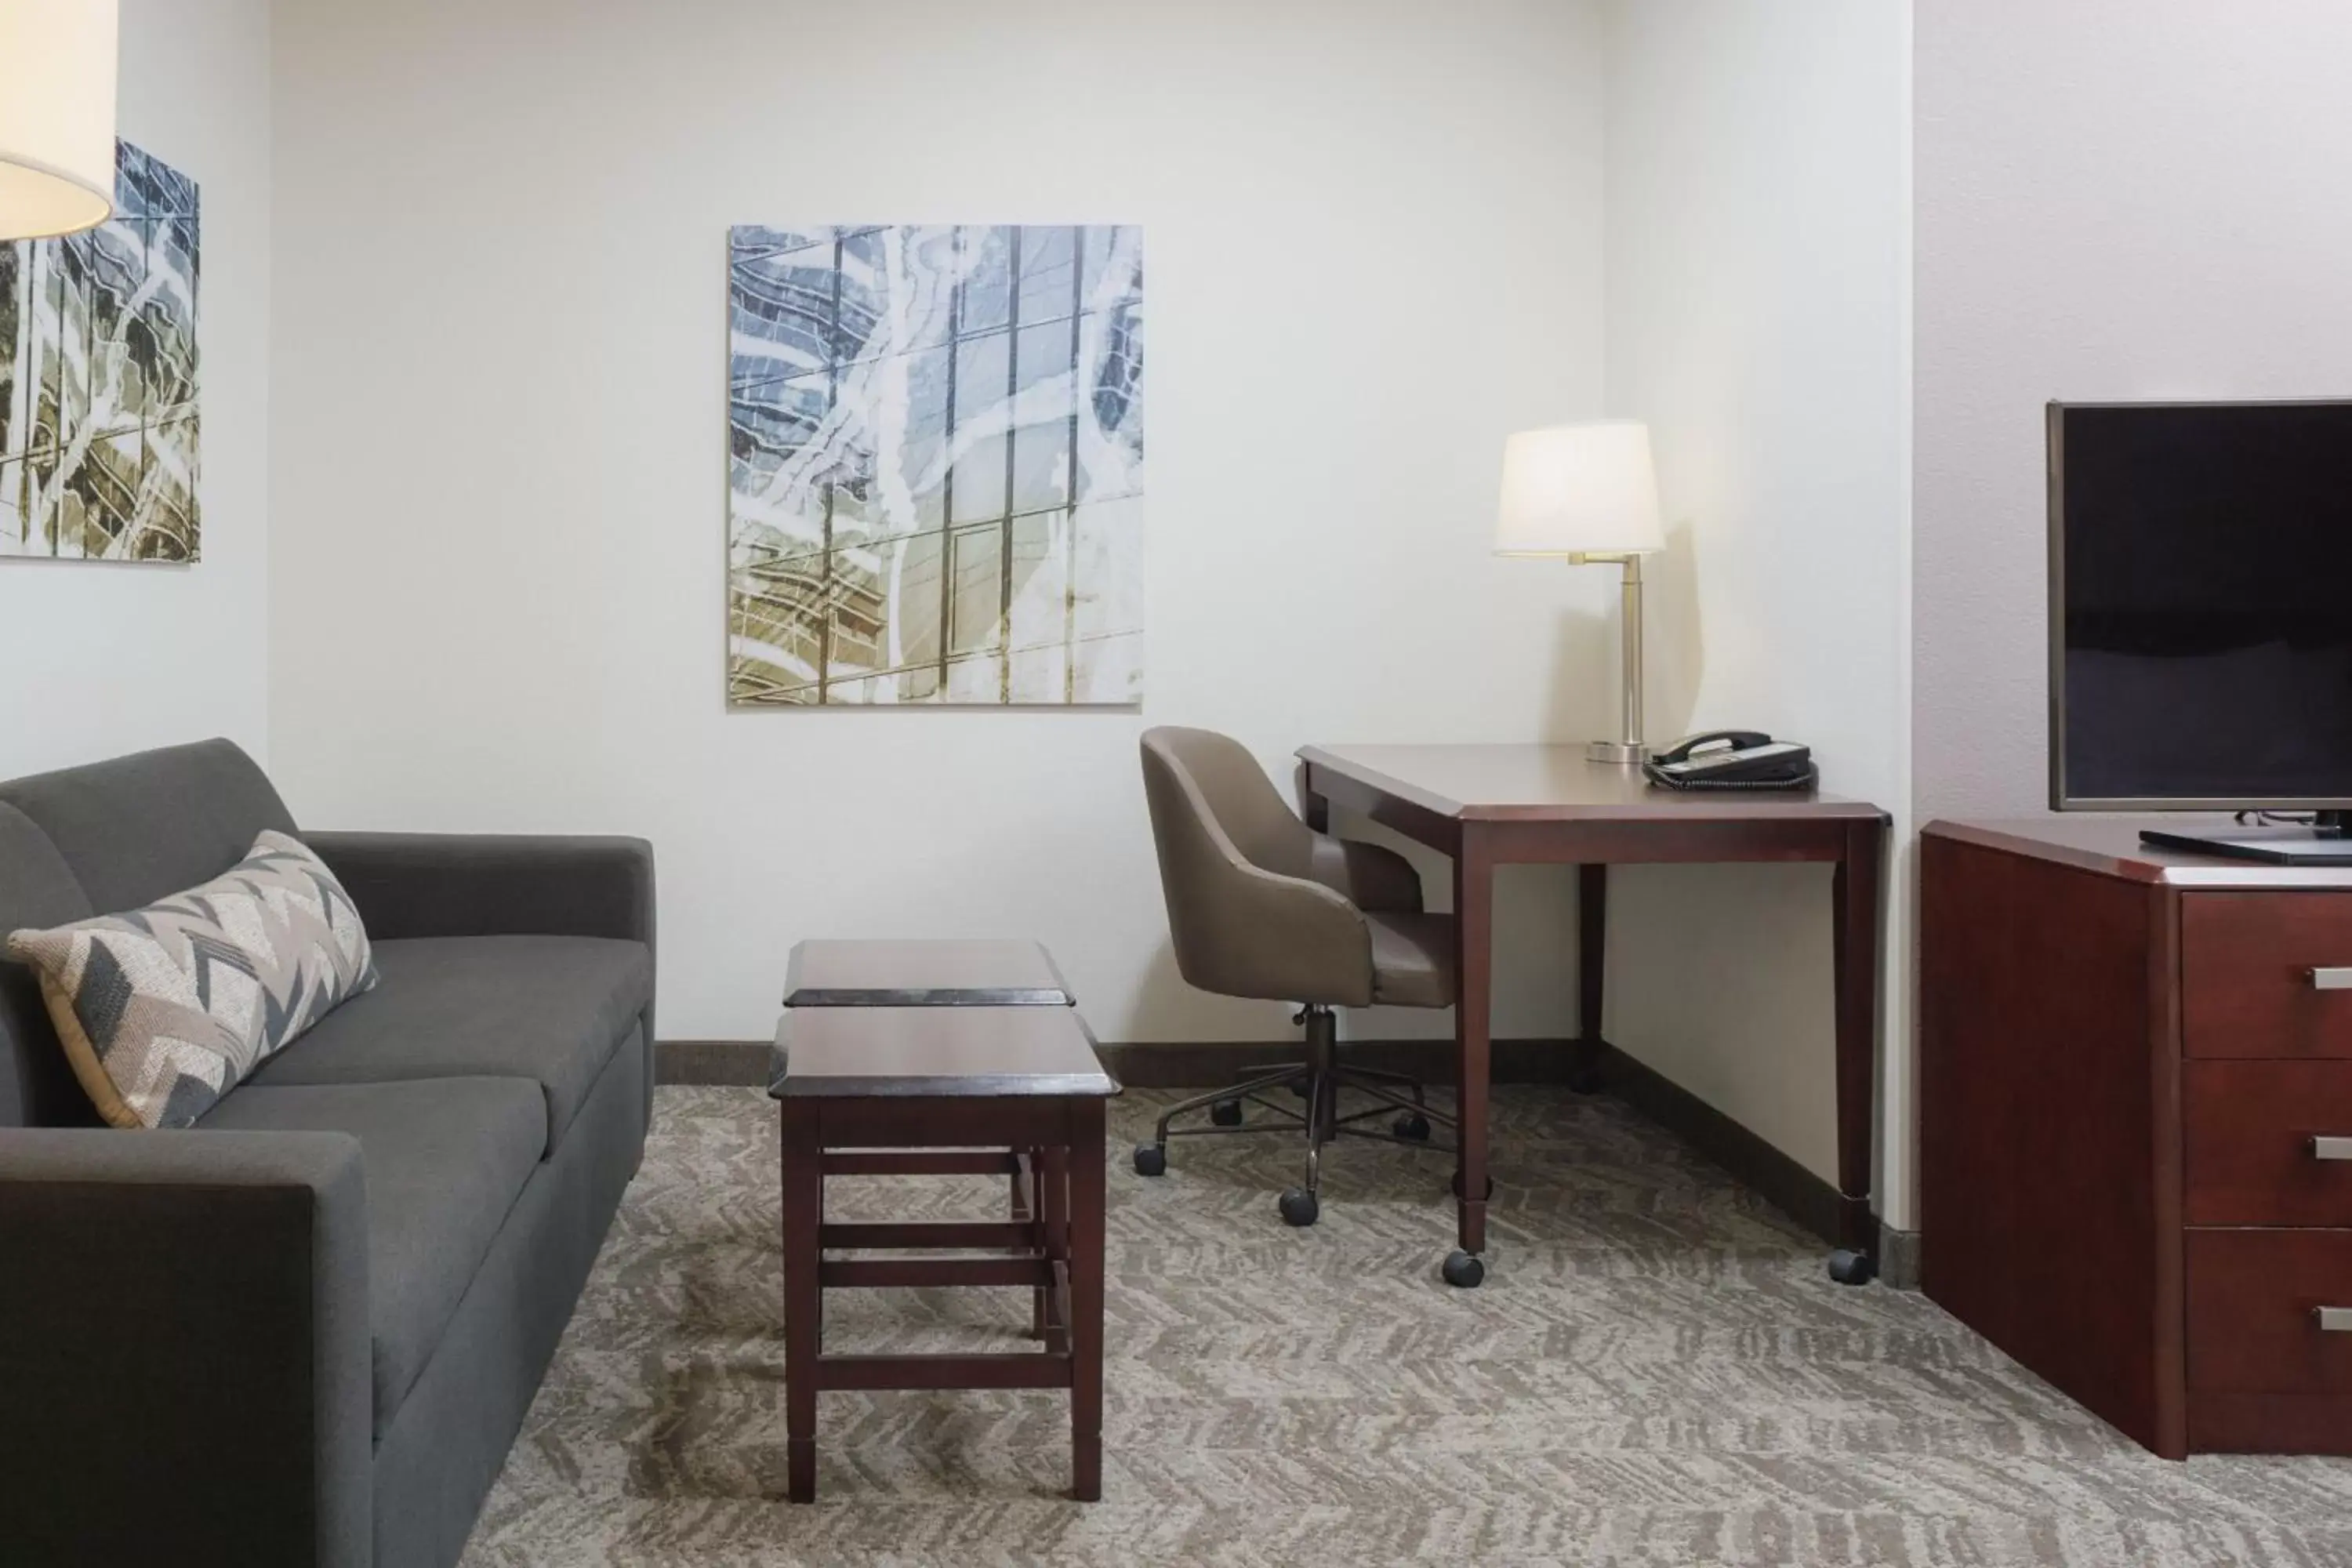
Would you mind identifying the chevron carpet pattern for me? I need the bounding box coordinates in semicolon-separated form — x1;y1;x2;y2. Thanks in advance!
457;1087;2352;1566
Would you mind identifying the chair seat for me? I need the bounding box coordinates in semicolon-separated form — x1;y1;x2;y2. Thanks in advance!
198;1076;546;1439
247;935;651;1156
1367;912;1457;1008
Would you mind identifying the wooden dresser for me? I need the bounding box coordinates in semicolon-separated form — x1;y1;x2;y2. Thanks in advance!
1922;818;2352;1457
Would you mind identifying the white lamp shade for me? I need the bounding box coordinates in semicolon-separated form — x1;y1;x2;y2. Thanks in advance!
0;0;119;241
1494;420;1666;557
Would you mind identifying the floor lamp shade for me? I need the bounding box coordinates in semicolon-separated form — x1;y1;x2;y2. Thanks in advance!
0;0;119;241
1493;421;1665;557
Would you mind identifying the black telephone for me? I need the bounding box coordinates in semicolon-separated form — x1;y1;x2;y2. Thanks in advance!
1642;731;1817;791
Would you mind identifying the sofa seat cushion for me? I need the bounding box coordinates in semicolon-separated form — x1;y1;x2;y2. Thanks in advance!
245;935;651;1156
198;1076;545;1438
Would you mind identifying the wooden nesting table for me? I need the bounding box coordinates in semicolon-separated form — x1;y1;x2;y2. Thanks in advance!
771;939;1119;1502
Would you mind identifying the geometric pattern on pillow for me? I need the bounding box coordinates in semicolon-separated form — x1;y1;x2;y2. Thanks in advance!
5;830;379;1128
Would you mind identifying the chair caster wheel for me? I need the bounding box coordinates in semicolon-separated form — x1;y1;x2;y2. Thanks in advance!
1393;1112;1432;1141
1133;1144;1167;1177
1827;1248;1875;1286
1210;1098;1243;1127
1278;1188;1319;1227
1450;1171;1494;1200
1442;1250;1486;1288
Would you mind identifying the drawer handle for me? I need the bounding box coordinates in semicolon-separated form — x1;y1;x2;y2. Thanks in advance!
2316;1136;2352;1161
2321;1308;2352;1333
2312;967;2352;990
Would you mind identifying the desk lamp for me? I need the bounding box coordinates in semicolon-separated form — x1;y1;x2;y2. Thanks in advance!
0;0;119;241
1494;421;1666;764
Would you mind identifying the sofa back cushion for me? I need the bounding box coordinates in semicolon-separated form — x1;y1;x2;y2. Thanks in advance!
0;740;298;1127
0;804;98;1127
9;831;379;1129
0;739;298;918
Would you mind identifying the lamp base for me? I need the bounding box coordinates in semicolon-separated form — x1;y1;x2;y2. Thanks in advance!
1586;739;1648;766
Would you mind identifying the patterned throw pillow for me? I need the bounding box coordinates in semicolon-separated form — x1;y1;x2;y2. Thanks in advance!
5;830;378;1129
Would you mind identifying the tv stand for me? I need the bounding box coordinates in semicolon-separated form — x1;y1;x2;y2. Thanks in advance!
1923;817;2352;1457
2143;810;2352;865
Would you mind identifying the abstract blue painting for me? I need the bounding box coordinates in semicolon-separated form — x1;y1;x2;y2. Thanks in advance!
0;141;200;562
728;225;1143;705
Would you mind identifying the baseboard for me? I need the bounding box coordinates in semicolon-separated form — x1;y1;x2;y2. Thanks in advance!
1878;1225;1922;1291
1579;1037;1850;1250
655;1036;1583;1090
1090;1036;1584;1089
658;1039;772;1085
654;1034;1867;1256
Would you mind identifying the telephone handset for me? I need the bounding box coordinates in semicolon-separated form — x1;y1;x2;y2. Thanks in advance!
1642;730;1818;791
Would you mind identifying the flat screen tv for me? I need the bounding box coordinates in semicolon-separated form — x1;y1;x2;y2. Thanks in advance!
2049;398;2352;862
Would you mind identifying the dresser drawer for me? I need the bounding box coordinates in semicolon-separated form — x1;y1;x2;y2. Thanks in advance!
2183;893;2352;1059
2187;1062;2352;1225
2187;1229;2352;1396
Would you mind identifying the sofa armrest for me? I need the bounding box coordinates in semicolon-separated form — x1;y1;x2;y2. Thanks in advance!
0;1129;372;1568
305;832;656;948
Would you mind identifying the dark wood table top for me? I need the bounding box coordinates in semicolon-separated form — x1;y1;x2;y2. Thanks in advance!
1927;816;2352;889
769;1005;1120;1099
784;938;1074;1007
1299;742;1887;822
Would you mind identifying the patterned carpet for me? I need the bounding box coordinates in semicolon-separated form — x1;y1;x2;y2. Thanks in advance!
458;1086;2352;1566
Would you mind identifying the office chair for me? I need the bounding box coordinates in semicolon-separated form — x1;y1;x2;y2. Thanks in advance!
1136;726;1458;1229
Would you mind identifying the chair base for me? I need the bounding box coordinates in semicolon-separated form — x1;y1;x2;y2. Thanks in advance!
1131;1005;1454;1221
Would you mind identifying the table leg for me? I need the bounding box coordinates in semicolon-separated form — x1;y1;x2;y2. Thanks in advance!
1068;1100;1107;1501
1829;817;1886;1285
1017;1147;1046;1339
1300;768;1330;834
1449;828;1494;1285
1573;863;1607;1091
1041;1145;1069;1353
781;1100;822;1502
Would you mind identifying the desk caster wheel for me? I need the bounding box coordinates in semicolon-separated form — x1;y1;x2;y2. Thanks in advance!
1827;1248;1875;1286
1442;1250;1486;1288
1210;1098;1243;1127
1393;1112;1432;1141
1450;1171;1494;1200
1133;1144;1167;1177
1278;1188;1319;1227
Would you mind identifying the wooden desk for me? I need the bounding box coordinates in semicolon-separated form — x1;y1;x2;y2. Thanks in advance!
1298;743;1890;1283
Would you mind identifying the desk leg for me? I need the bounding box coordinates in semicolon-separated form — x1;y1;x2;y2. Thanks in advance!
1573;864;1607;1092
1829;818;1886;1286
1446;828;1494;1287
781;1100;822;1502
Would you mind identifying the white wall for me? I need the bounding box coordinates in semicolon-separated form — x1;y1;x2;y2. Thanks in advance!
0;0;272;779
1915;0;2352;825
267;0;1610;1043
1600;2;1912;1204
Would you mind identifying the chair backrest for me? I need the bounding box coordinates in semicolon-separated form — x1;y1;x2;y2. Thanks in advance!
1138;727;1311;880
1140;726;1354;1004
0;739;296;1127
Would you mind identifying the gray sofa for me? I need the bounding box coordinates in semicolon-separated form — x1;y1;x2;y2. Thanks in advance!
0;740;656;1568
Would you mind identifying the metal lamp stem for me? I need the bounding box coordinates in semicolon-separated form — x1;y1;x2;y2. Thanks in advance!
1573;551;1647;765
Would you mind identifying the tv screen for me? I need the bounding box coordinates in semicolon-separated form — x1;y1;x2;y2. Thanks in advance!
2053;400;2352;808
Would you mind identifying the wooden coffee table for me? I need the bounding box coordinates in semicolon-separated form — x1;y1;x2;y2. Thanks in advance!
771;942;1118;1503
